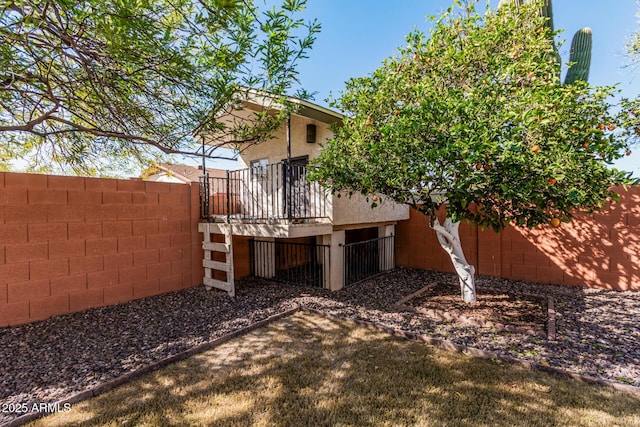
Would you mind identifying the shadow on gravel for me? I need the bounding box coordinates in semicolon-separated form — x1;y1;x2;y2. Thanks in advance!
0;280;326;425
2;267;639;426
30;312;640;427
511;204;640;387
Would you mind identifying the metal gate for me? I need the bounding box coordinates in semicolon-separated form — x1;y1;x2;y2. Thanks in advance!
343;235;395;287
250;239;330;288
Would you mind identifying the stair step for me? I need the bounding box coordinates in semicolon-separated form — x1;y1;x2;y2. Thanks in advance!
203;242;231;253
198;222;229;234
203;277;233;294
203;259;231;271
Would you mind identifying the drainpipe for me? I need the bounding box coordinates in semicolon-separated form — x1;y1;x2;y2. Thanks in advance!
286;114;292;163
286;114;292;220
201;135;206;173
200;135;209;220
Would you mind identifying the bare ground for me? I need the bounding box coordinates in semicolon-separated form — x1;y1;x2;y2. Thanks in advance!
397;281;549;335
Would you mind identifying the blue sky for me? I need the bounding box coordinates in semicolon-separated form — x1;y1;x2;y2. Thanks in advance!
295;1;640;104
273;0;639;176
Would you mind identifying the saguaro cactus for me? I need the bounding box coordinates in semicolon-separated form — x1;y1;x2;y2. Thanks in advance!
564;27;592;84
498;0;592;84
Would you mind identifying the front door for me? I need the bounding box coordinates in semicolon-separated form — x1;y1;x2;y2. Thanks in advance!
282;156;309;219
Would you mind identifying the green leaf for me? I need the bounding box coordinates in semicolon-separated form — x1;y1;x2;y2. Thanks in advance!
310;0;632;233
0;0;318;174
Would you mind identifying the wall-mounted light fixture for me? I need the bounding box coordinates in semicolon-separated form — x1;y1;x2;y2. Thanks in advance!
306;124;316;144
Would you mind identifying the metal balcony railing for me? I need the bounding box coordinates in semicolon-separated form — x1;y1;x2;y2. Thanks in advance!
199;161;329;223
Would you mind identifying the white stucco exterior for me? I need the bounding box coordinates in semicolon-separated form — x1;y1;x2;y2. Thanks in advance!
219;107;409;228
235;114;330;168
199;94;408;292
331;193;409;226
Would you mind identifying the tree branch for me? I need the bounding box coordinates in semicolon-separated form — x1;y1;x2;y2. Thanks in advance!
0;101;59;132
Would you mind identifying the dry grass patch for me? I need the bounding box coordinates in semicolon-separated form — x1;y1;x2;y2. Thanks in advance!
31;311;640;427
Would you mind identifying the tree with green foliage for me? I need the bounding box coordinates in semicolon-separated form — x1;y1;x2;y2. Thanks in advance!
0;0;319;175
310;0;634;302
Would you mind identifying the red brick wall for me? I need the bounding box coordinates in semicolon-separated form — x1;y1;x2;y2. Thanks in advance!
233;236;251;279
396;186;640;291
0;172;208;326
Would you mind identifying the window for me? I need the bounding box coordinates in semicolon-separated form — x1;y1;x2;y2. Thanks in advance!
251;158;268;179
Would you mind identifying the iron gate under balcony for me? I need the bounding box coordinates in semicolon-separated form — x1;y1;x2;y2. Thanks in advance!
199;161;328;223
250;239;330;288
343;235;395;287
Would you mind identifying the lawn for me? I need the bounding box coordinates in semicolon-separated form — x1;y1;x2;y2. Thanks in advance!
31;311;640;427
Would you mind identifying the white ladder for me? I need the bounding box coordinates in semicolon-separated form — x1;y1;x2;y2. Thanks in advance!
198;223;235;297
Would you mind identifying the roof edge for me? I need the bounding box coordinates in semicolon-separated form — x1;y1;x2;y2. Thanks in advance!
243;88;343;124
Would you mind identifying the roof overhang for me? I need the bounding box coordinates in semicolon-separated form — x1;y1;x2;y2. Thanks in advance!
240;90;343;125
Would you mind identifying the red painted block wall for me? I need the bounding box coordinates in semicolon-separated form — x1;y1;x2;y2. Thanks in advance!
396;186;640;291
0;172;210;326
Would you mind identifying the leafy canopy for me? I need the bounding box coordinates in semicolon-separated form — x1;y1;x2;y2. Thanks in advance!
310;0;634;231
0;0;319;175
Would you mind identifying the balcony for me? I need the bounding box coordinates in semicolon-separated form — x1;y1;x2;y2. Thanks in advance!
199;161;329;224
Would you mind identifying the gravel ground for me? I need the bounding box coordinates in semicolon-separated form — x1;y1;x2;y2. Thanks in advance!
1;267;639;425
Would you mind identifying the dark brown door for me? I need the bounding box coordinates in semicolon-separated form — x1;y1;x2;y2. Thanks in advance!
283;156;309;219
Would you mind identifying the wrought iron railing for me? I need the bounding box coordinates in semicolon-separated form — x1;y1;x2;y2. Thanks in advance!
249;239;330;288
199;161;329;222
343;235;395;287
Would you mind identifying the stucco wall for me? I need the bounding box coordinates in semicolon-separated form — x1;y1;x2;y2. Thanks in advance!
235;114;410;226
331;193;410;226
396;186;640;291
237;113;331;168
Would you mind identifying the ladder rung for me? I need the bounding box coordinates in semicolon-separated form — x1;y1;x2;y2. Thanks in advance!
203;277;233;292
203;259;231;271
202;242;230;253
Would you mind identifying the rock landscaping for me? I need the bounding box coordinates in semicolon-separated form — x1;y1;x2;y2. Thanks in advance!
1;267;639;425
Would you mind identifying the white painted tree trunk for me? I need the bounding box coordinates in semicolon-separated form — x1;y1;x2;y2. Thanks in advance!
432;217;477;303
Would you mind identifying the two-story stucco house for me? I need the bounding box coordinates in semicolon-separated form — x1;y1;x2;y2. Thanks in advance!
198;93;409;296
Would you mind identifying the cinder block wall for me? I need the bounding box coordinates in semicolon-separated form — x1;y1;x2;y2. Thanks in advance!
396;186;640;291
0;172;209;326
